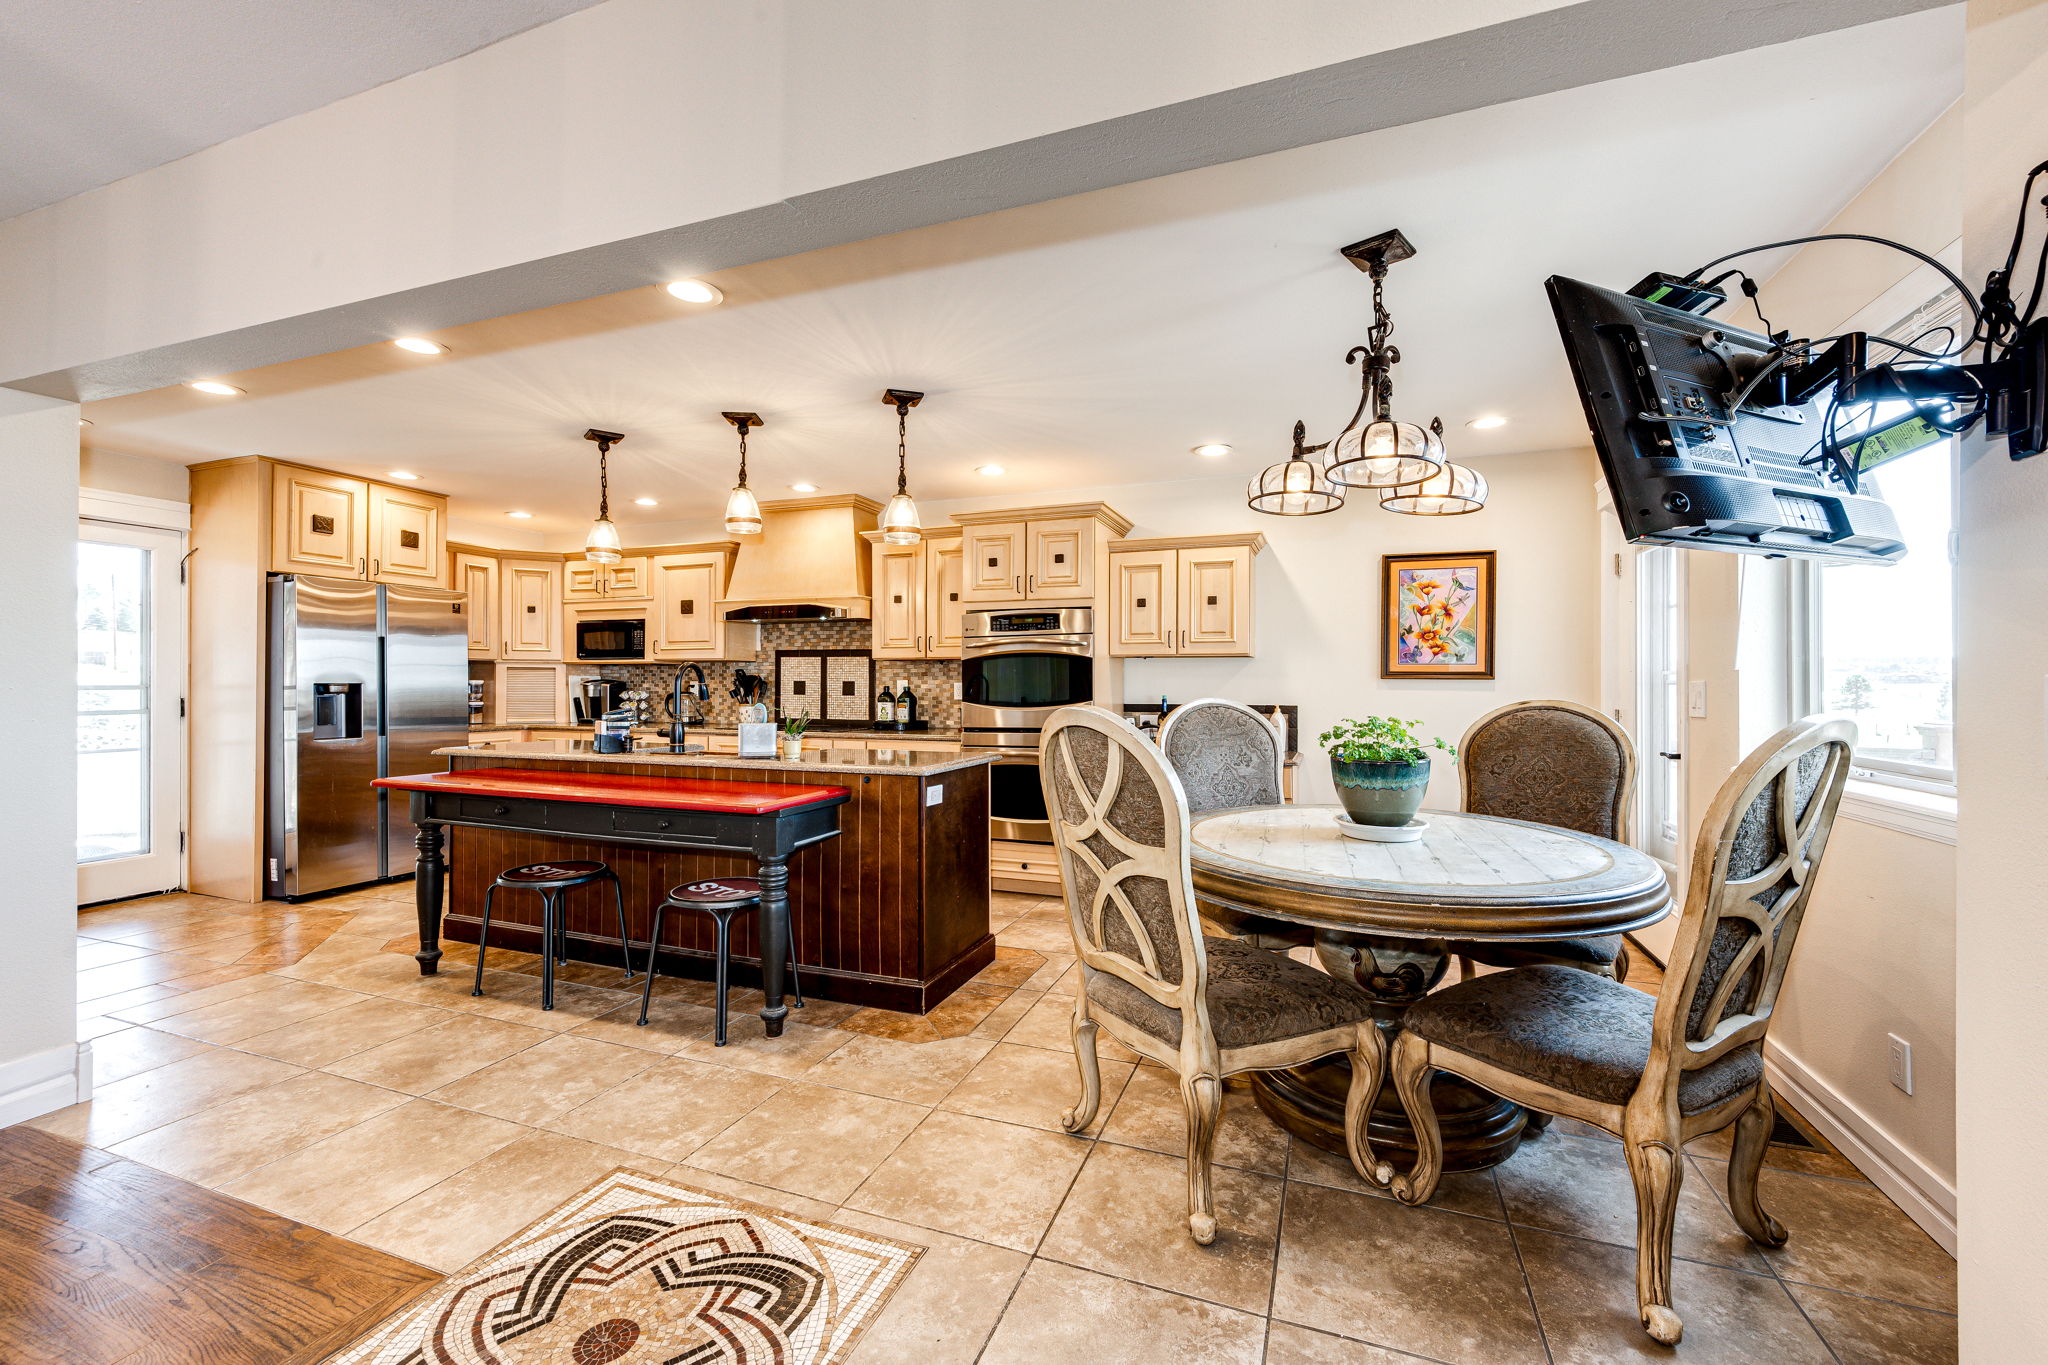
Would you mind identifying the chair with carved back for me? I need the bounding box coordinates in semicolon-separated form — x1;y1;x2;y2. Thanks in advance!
1446;699;1638;981
1156;698;1311;950
1387;717;1855;1345
1041;705;1386;1244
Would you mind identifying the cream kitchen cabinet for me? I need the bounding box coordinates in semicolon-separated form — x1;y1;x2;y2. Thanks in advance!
495;662;568;724
563;556;650;601
865;529;964;659
953;503;1132;604
648;548;756;661
269;464;449;586
1107;534;1263;657
453;551;500;658
500;558;564;659
369;483;447;585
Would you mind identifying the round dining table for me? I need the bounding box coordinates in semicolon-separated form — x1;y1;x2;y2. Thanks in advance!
1189;803;1671;1172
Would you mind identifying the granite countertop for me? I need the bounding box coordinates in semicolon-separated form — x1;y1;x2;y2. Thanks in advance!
437;736;994;777
471;723;965;743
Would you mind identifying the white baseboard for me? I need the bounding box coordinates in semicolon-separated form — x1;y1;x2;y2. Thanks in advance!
1765;1039;1956;1254
0;1041;91;1128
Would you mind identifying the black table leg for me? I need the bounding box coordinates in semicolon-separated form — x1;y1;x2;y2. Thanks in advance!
413;823;445;976
756;855;790;1038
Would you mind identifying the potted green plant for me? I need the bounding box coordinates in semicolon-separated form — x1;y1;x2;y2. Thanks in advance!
779;711;811;760
1319;715;1454;827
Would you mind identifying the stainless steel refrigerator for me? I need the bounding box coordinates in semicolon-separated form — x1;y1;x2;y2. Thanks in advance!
265;574;469;899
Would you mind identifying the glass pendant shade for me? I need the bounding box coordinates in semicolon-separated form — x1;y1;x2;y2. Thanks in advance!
1323;417;1445;488
1380;460;1488;515
723;484;763;535
583;516;623;562
1247;457;1344;516
880;491;922;544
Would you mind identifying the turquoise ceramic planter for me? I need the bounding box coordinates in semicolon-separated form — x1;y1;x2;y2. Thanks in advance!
1331;756;1431;827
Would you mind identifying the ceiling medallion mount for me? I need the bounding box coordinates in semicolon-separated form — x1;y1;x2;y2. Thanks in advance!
723;411;765;535
880;389;926;545
581;428;626;562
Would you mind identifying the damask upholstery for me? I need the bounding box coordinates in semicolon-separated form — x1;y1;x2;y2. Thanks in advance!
1159;702;1284;812
1403;964;1763;1115
1462;704;1629;838
1045;722;1185;986
1084;936;1373;1050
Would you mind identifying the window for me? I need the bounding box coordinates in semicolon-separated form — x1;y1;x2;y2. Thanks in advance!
1807;437;1955;788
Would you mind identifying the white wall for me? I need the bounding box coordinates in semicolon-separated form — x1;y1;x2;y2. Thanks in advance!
1957;0;2048;1353
0;394;84;1125
80;447;188;503
928;449;1604;805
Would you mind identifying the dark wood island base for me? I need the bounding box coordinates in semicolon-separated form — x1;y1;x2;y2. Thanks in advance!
380;741;996;1026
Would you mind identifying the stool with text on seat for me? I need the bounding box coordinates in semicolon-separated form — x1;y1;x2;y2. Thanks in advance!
638;877;803;1045
473;861;634;1010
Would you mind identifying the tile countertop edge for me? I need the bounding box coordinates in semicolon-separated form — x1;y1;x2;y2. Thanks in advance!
432;739;996;778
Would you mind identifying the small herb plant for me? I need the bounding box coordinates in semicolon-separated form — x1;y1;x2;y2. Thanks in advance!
1318;715;1455;765
781;711;812;739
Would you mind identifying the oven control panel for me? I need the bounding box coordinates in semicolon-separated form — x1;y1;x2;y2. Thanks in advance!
964;607;1093;639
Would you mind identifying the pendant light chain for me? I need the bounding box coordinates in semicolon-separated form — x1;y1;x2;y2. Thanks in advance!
895;399;911;495
737;420;750;488
596;436;611;520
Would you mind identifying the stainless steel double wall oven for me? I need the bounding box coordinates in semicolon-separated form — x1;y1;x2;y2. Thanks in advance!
961;607;1099;843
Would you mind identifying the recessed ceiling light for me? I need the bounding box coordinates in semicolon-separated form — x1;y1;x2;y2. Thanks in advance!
789;482;818;493
977;464;1006;477
633;497;659;507
506;510;533;519
387;470;420;481
78;417;92;427
664;279;724;304
186;380;243;396
1192;443;1233;458
1466;415;1508;429
392;337;445;355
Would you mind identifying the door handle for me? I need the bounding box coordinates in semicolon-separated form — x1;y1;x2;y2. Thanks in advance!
358;556;367;576
372;558;380;576
1658;751;1683;760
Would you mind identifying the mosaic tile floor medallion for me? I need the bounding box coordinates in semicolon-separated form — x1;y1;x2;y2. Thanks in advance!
327;1170;922;1365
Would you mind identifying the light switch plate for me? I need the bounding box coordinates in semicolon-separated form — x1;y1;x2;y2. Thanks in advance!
1887;1033;1914;1095
1687;680;1708;718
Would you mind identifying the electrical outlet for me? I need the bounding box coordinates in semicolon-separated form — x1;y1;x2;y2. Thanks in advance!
952;680;963;701
1887;1034;1914;1095
1687;680;1708;718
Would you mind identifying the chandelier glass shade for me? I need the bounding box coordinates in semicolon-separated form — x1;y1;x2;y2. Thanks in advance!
1380;459;1489;515
1323;415;1446;488
581;428;625;563
880;389;925;545
1247;421;1345;516
722;412;764;535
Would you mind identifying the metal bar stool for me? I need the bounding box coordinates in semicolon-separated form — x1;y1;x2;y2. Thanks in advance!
473;860;633;1010
637;877;803;1045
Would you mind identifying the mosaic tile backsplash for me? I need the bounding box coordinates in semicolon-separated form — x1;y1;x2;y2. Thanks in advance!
598;620;962;729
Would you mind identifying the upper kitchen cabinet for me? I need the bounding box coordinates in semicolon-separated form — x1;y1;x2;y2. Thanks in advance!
864;528;964;659
452;550;500;658
647;544;757;661
1107;533;1264;657
501;557;564;659
563;556;650;601
953;503;1132;604
264;460;449;587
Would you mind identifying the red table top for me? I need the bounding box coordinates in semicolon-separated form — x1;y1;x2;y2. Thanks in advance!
373;767;850;816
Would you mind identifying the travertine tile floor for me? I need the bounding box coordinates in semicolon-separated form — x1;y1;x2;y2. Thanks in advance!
18;885;1957;1364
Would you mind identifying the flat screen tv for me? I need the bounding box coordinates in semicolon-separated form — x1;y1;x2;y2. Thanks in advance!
1547;275;1906;564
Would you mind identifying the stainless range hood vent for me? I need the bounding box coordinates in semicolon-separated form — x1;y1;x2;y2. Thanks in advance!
719;494;880;622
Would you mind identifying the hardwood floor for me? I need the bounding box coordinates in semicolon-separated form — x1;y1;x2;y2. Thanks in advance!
0;1126;438;1365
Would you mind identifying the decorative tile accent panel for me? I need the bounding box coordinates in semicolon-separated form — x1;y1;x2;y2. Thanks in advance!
600;621;960;728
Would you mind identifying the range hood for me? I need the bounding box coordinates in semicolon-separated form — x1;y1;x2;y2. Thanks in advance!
720;494;880;621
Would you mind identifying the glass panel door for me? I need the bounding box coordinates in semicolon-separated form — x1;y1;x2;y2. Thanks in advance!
77;522;184;903
1631;545;1687;961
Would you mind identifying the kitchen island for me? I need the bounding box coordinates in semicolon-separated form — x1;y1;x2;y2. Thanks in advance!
384;738;997;1024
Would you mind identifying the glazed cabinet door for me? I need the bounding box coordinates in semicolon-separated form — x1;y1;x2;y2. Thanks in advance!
1178;545;1254;655
925;535;965;657
500;559;562;659
961;522;1025;602
1108;550;1179;656
1026;518;1093;599
871;541;926;658
368;485;447;585
600;556;651;599
270;467;369;578
562;561;608;600
650;555;721;658
454;552;500;658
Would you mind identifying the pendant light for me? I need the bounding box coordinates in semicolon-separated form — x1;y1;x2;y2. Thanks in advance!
1380;460;1489;515
1247;421;1345;516
721;411;764;535
1321;231;1447;490
880;388;925;544
581;428;625;563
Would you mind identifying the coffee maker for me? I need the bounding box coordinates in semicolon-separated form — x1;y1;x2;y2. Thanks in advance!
575;677;629;724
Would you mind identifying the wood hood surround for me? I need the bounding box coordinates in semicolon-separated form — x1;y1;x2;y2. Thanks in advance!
720;494;880;619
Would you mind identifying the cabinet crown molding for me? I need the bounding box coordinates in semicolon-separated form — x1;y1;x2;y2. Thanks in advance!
758;492;883;515
949;501;1133;536
1109;532;1267;554
861;526;962;544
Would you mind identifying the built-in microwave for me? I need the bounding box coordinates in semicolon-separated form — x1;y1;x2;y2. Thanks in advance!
574;617;647;661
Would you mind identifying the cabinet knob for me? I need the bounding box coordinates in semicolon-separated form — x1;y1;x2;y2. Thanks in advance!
658;818;672;829
491;803;509;815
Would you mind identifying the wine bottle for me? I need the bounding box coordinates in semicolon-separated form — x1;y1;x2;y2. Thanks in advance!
876;683;897;724
896;678;918;725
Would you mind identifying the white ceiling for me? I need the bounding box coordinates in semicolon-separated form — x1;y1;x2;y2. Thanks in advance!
82;9;1962;541
0;0;605;221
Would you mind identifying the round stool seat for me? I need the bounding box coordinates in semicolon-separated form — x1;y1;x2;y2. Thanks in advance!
664;877;763;906
497;860;611;886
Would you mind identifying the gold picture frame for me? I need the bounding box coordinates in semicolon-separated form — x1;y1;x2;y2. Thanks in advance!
1381;551;1496;679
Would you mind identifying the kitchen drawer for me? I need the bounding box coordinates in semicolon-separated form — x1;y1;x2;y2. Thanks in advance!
609;807;724;841
451;795;549;827
991;839;1062;894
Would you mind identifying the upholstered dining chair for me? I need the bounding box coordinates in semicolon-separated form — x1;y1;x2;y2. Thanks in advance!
1446;699;1637;981
1386;717;1855;1345
1157;698;1311;950
1041;704;1386;1244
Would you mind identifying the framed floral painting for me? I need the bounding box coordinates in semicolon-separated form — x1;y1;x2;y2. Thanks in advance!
1381;551;1496;679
